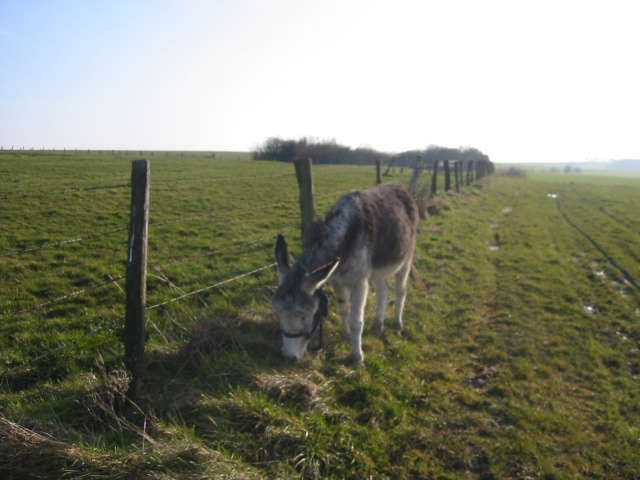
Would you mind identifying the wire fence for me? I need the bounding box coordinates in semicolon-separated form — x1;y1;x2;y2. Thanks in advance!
0;154;496;383
0;159;372;380
0;226;130;259
0;183;131;201
0;275;125;322
147;200;297;229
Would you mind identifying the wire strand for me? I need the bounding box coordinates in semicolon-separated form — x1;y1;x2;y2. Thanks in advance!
154;231;293;269
148;201;297;228
0;320;117;377
153;173;294;186
146;263;276;311
0;275;125;321
0;226;129;259
1;183;130;201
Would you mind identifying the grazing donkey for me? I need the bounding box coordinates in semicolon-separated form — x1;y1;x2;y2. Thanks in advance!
272;183;419;365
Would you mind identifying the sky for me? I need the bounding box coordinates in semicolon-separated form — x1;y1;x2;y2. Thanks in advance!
1;0;638;163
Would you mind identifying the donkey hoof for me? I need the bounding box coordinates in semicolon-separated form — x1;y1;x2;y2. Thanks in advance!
347;354;365;368
371;322;384;337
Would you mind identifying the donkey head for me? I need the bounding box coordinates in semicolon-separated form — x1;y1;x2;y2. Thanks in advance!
272;234;339;361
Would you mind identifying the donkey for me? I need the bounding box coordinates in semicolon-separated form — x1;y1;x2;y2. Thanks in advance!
272;183;419;365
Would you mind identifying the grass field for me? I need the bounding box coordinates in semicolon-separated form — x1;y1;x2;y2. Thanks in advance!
1;152;639;479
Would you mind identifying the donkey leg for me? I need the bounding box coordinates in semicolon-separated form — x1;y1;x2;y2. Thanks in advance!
336;287;351;342
393;260;411;333
347;280;368;366
371;278;388;336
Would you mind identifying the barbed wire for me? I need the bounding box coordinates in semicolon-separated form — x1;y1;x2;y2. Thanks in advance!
153;173;294;186
153;231;294;269
0;183;130;201
0;226;129;259
148;200;297;229
147;259;211;334
0;275;125;321
147;188;352;231
146;262;276;311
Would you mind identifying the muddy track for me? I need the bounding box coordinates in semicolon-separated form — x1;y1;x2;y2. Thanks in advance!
594;205;640;265
555;198;640;294
597;205;629;229
570;187;639;233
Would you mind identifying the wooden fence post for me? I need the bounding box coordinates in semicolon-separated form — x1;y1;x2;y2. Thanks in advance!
376;159;382;184
430;159;439;197
477;160;485;180
124;159;150;400
383;157;397;177
453;161;460;193
466;160;474;185
443;160;451;192
293;158;316;248
408;156;422;196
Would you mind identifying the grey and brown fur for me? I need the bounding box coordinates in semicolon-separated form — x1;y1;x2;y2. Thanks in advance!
272;183;419;365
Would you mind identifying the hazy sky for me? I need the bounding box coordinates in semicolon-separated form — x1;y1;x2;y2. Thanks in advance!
1;0;638;163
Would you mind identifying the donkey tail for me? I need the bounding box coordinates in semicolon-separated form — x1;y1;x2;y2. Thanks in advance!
409;263;428;292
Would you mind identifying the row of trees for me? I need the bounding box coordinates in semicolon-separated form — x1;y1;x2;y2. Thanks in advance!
253;137;386;166
253;136;492;169
391;146;491;168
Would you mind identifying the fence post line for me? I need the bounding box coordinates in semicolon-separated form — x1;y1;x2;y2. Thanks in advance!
293;158;316;248
376;159;382;184
124;159;150;400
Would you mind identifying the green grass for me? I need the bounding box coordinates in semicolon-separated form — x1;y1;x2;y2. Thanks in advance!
1;151;640;478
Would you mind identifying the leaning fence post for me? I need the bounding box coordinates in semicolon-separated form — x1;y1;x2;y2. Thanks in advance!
293;158;316;248
124;159;150;400
408;155;422;196
383;157;397;177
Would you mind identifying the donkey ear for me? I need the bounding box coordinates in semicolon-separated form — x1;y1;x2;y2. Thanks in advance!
303;257;340;293
274;234;291;284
